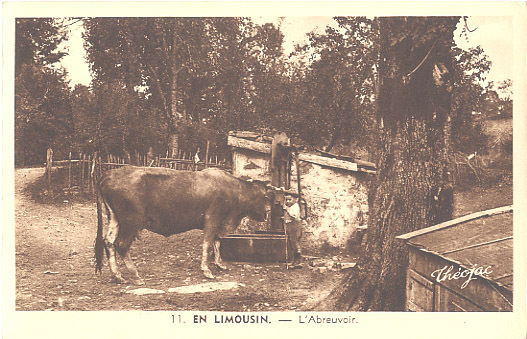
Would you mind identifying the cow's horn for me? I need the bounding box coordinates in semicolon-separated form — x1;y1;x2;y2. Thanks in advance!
266;184;284;191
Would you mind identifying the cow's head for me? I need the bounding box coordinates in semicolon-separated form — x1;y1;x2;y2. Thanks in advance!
243;178;273;222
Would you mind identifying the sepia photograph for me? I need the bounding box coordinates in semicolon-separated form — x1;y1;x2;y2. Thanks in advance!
3;2;526;338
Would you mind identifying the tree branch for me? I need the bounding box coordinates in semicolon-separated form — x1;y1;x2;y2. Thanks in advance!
464;17;478;33
64;18;84;27
144;62;169;117
406;39;437;78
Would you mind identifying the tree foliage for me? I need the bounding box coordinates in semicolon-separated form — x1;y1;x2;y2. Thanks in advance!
15;19;71;166
450;45;492;153
83;17;286;157
16;16;509;166
287;17;378;152
15;18;67;74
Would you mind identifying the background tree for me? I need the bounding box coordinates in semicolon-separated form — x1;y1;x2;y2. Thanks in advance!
15;18;71;167
285;17;377;154
450;45;492;154
495;79;513;118
83;17;286;159
15;18;66;74
317;16;458;311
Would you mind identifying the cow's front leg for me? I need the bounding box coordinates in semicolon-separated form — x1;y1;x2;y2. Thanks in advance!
201;237;214;279
213;238;227;271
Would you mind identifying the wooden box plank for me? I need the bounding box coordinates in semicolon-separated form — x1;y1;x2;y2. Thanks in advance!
445;239;513;288
435;285;484;312
408;213;512;255
408;248;512;311
401;208;513;312
406;269;435;311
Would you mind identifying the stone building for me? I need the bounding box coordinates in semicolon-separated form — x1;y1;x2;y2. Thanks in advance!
228;131;375;254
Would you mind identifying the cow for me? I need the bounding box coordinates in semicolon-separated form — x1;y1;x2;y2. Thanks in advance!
94;166;272;284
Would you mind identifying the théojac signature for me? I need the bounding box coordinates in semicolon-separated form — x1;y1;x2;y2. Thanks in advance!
431;265;492;289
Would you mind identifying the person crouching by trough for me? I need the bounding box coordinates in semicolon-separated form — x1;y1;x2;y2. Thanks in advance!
283;196;303;269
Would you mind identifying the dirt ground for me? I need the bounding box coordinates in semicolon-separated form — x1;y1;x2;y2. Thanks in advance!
14;167;512;311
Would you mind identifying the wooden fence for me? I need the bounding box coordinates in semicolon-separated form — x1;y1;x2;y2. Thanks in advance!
44;145;229;192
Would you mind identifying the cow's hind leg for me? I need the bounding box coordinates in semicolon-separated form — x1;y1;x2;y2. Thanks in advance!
122;250;145;285
105;209;126;284
213;238;227;271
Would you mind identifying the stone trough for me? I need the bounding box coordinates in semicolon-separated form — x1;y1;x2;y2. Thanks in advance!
220;231;294;263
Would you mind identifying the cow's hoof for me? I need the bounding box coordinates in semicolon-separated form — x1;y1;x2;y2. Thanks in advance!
112;276;127;284
203;270;215;279
215;263;227;271
133;278;145;286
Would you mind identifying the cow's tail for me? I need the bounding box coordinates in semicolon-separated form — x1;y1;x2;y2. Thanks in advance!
94;154;105;275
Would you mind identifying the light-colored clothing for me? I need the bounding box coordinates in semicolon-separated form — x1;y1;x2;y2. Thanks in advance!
283;202;303;264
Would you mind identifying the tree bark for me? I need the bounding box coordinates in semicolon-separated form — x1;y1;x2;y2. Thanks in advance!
168;31;180;158
315;17;457;311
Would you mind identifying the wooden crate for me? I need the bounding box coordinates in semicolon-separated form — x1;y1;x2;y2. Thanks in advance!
397;206;513;312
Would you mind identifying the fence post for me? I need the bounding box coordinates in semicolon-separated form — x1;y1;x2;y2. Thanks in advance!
80;153;85;191
177;150;182;170
205;141;210;168
98;155;102;179
90;153;96;194
45;148;53;190
87;155;91;192
147;147;153;166
68;151;72;189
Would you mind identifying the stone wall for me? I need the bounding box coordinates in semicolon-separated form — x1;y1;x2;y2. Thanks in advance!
292;161;369;252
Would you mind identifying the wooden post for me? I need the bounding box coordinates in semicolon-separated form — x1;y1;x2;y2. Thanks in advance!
147;147;154;166
204;141;210;168
270;132;291;232
89;154;95;194
98;155;102;179
68;151;72;189
45;148;53;190
88;155;92;192
177;150;182;170
80;153;85;191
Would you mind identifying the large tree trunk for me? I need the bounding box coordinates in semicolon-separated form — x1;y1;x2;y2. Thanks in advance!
168;31;180;158
315;17;458;311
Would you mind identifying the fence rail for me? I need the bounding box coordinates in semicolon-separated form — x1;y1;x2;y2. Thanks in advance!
44;145;229;192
